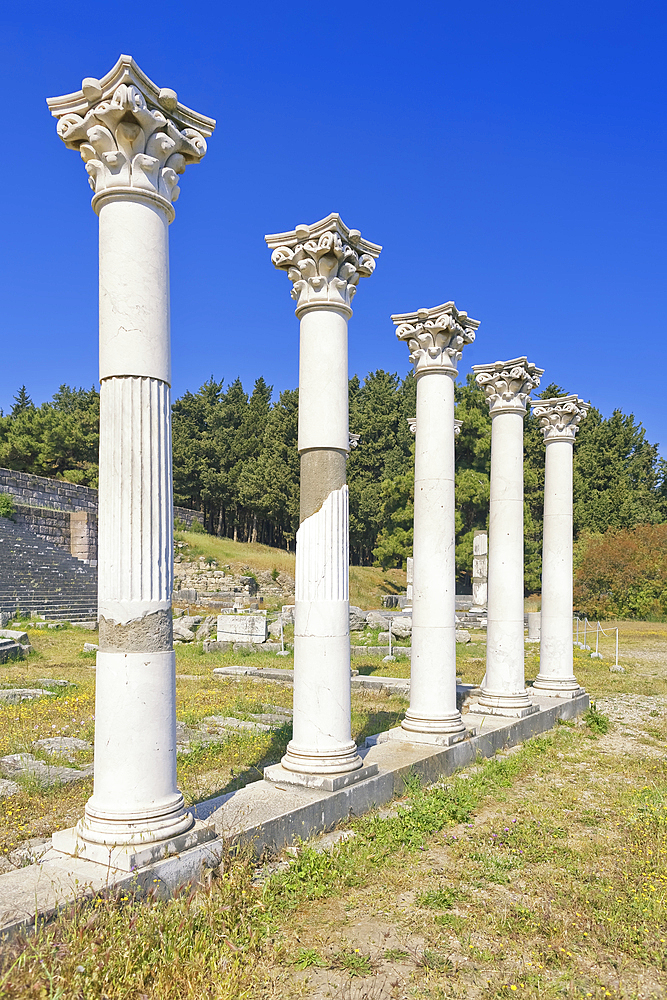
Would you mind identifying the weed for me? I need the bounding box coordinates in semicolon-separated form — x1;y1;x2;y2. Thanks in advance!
420;948;453;972
334;950;373;976
383;947;409;961
294;947;327;970
417;885;457;910
583;702;611;735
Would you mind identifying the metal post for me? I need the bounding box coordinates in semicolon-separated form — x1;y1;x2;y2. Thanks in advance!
615;628;619;669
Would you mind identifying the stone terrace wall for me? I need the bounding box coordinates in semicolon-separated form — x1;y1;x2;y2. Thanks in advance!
0;467;203;564
0;468;97;513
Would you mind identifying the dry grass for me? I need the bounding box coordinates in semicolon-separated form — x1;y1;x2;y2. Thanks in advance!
0;628;408;857
1;622;665;999
175;530;407;610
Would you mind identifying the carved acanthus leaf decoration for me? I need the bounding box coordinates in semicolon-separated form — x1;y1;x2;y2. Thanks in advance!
473;358;544;415
393;304;478;375
407;416;462;437
531;396;590;442
270;231;376;312
55;84;207;204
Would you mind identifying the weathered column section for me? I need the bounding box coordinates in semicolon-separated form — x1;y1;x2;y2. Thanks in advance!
471;531;488;610
392;304;479;743
265;215;381;778
531;395;589;697
47;56;215;864
471;359;543;717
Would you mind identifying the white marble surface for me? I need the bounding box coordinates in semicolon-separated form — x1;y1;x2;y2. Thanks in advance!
216;615;268;643
472;359;543;715
48;56;214;850
393;303;478;735
532;396;590;696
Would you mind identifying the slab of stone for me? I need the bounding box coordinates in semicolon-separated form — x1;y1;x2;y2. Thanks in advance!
250;712;292;726
203;715;273;733
8;838;51;868
33;737;90;762
0;779;19;798
83;643;99;652
0;641;24;664
456;629;471;644
366;610;389;629
0;754;92;786
0;689;55;704
351;645;411;657
350;675;410;697
264;761;380;792
217;614;267;644
202;640;233;653
0;630;29;643
349;606;367;631
35;678;69;688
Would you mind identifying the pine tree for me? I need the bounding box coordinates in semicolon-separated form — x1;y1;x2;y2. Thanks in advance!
11;386;33;416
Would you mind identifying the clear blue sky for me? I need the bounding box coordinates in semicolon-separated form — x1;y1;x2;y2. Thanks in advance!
2;2;666;449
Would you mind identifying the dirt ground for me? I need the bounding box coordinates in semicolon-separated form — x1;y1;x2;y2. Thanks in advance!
256;629;667;1000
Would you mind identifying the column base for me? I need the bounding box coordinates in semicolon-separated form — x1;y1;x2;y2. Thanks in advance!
469;690;538;718
401;710;468;739
264;761;379;792
281;739;362;776
50;817;216;873
376;725;474;748
531;676;585;699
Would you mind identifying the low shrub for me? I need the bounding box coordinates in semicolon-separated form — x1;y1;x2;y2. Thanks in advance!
0;493;15;519
574;523;667;620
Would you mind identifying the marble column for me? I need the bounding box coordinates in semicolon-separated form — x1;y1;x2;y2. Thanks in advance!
531;395;589;697
471;358;543;717
265;215;381;777
47;56;215;865
392;304;479;743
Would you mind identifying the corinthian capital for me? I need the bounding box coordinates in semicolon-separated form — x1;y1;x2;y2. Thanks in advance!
265;214;382;316
472;357;544;416
392;303;479;376
47;55;215;213
531;395;590;442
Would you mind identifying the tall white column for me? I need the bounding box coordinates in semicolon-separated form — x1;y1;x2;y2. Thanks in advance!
472;359;543;717
392;304;479;743
265;215;381;777
47;56;215;864
531;395;589;697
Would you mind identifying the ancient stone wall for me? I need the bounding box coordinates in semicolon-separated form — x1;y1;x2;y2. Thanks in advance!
0;467;202;565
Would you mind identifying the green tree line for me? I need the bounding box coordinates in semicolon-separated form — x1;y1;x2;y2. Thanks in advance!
2;376;665;586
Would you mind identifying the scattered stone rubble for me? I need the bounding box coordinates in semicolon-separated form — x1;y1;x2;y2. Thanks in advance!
173;552;295;608
176;704;293;753
348;607;471;646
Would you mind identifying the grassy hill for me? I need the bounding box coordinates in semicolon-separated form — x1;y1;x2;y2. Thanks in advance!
174;530;406;610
